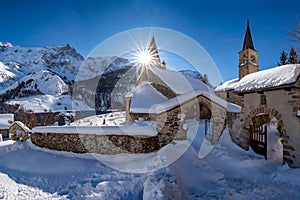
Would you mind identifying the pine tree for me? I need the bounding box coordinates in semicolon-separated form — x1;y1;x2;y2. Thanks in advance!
288;47;299;64
202;74;211;87
278;50;288;65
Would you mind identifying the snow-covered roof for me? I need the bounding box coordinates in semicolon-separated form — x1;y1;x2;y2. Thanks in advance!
215;78;239;92
148;89;241;114
235;64;300;91
215;64;300;93
11;121;32;132
146;66;213;94
32;125;157;136
127;81;168;113
0;114;14;130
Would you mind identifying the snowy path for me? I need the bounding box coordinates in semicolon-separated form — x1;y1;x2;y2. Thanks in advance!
167;125;300;199
0;121;300;199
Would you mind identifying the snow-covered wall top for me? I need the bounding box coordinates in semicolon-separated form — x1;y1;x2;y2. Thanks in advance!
148;90;241;114
32;125;157;136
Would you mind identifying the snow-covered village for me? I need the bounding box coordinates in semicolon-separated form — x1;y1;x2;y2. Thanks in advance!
0;1;300;199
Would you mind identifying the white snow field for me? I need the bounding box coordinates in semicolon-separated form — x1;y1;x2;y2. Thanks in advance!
0;119;300;199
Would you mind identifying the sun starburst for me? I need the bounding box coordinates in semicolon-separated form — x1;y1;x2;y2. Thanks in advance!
131;48;157;68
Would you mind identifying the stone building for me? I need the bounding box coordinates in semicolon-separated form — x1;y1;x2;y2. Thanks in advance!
8;121;31;142
215;21;300;167
126;36;241;144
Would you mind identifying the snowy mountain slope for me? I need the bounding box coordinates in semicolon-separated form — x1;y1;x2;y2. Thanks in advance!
0;42;135;112
76;56;131;81
0;62;16;89
0;41;205;113
0;70;69;98
179;69;202;80
0;43;83;82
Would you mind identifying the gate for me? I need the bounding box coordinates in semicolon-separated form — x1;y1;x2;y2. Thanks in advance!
250;113;269;159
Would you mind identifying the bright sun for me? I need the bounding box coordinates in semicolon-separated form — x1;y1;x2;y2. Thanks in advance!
132;49;156;67
138;51;152;65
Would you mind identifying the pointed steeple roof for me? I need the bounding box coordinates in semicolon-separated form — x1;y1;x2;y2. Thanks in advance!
149;36;161;64
242;20;255;51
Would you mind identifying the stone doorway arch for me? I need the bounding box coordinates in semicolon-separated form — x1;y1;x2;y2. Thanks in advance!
246;107;285;161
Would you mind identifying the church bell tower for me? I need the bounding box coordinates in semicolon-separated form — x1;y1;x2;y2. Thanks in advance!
238;20;258;80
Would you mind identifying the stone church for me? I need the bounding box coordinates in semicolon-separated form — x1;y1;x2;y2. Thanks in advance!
125;36;241;144
216;21;300;167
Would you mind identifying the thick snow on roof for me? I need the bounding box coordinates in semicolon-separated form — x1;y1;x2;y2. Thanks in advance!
149;89;241;114
147;66;213;94
128;81;168;113
0;114;14;130
32;124;157;136
235;64;300;91
215;78;239;92
12;121;32;132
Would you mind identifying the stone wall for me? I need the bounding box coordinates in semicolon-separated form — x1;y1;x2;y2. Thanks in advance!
31;133;161;154
156;95;227;145
0;129;8;139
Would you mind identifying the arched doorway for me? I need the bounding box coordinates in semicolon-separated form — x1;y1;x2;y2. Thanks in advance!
249;112;283;162
250;113;269;158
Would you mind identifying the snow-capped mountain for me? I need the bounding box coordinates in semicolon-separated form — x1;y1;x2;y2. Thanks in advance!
76;56;131;81
0;70;69;98
0;43;83;84
0;42;204;113
179;69;203;80
0;42;135;112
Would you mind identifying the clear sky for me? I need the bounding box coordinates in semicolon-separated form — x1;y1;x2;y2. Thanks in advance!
0;0;299;82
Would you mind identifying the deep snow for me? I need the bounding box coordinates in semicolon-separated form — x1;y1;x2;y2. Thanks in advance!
0;115;300;199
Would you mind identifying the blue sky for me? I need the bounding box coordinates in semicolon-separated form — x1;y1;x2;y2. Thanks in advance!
0;0;299;83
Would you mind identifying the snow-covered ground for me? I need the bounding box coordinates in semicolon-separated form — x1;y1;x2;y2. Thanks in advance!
0;119;300;199
70;111;126;126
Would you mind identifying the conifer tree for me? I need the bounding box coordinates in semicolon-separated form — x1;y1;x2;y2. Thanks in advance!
288;47;298;64
278;50;288;65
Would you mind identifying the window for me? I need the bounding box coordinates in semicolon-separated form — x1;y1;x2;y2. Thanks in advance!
243;56;247;64
260;95;267;105
250;56;256;64
226;91;230;98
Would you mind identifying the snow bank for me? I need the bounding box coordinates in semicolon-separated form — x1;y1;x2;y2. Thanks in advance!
235;64;300;91
32;124;157;136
